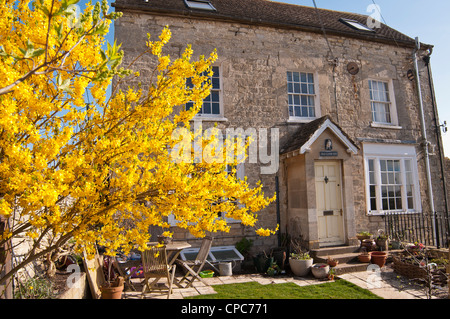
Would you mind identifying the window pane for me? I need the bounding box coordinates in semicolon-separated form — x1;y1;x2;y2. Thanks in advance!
203;103;211;114
211;91;219;102
212;103;220;115
368;159;374;171
300;72;307;82
301;95;307;106
287;72;292;82
407;197;414;210
370;198;377;211
301;83;308;94
212;77;220;90
288;83;293;93
405;159;411;172
212;66;219;77
301;107;308;117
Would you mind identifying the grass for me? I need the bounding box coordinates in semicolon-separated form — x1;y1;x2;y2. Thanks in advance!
187;279;382;299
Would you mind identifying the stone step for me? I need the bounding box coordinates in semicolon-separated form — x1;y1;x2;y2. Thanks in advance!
310;245;361;257
314;252;360;264
332;261;372;276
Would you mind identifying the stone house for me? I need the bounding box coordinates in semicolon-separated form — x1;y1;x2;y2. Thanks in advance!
112;0;448;252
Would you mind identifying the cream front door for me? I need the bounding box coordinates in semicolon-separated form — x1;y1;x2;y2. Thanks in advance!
315;161;345;246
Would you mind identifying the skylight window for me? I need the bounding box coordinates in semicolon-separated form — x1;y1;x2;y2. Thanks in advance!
339;18;374;32
184;0;216;11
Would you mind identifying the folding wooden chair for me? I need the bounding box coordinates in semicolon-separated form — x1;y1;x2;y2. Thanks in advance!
176;236;213;288
141;246;177;299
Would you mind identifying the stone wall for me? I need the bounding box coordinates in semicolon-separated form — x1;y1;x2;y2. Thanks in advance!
114;9;446;251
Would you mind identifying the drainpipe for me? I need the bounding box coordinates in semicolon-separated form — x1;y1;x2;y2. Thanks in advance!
422;50;449;218
413;37;436;240
275;175;281;247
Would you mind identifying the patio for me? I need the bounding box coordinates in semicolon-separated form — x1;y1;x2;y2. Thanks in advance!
122;263;447;299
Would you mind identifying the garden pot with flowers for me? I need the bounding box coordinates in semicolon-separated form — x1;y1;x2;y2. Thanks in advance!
289;252;313;277
311;263;330;279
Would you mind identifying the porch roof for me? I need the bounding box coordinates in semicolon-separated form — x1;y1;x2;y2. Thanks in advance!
280;115;359;156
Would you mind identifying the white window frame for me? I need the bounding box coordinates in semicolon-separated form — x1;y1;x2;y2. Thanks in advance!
184;0;216;11
186;65;226;121
286;71;321;123
363;143;421;216
368;79;400;128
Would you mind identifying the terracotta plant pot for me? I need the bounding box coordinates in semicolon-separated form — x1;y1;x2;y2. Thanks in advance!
327;260;339;267
358;253;372;263
371;251;387;268
101;284;124;299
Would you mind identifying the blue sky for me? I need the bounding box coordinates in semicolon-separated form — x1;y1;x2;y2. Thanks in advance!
80;0;450;156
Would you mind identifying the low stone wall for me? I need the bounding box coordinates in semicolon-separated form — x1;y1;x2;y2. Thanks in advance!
57;272;89;299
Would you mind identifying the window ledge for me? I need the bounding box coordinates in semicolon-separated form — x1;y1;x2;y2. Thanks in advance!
287;117;317;124
367;210;420;216
190;116;228;122
370;122;402;130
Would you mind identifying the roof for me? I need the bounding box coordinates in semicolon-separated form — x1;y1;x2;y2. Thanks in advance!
280;115;359;155
112;0;423;48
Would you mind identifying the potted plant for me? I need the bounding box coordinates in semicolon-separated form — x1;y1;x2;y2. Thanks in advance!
375;229;389;251
358;248;372;263
266;260;281;276
357;231;372;241
100;256;125;299
328;268;336;281
289;251;313;277
311;263;330;279
327;256;339;267
371;251;388;268
253;251;273;274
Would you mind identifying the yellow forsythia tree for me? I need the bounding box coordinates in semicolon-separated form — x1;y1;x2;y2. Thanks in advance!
0;0;276;287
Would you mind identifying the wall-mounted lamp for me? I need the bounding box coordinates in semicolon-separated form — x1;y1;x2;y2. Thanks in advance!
440;121;448;133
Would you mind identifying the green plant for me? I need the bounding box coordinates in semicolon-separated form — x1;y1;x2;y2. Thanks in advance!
235;237;253;256
357;231;372;237
430;257;449;266
376;229;388;239
266;261;281;276
290;252;311;260
14;276;55;299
